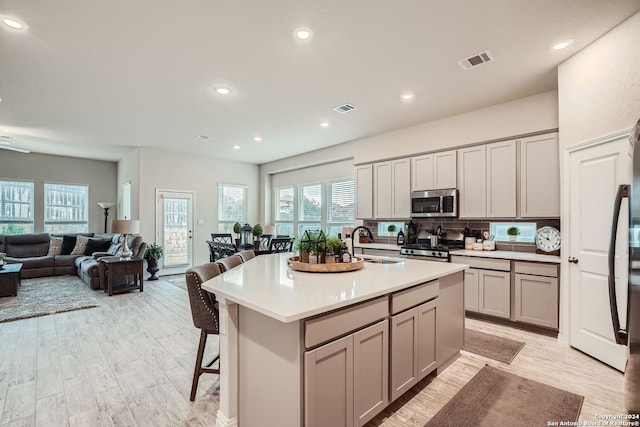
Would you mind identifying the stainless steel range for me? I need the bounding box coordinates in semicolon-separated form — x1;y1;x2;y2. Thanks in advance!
400;231;465;262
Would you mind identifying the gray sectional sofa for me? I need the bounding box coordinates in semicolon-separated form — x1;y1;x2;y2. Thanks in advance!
0;233;147;289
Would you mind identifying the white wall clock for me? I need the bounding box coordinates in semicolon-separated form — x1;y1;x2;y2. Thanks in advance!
535;226;561;254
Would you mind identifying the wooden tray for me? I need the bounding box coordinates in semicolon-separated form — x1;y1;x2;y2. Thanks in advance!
287;256;364;273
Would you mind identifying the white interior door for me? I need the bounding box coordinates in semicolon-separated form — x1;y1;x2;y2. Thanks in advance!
568;136;631;372
157;190;194;273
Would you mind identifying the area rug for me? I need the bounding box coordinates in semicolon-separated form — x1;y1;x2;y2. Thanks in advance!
0;275;100;323
463;328;525;364
425;365;583;427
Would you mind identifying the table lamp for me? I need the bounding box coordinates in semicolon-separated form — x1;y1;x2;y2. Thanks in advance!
111;219;140;258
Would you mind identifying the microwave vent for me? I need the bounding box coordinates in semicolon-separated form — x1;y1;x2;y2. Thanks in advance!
458;50;494;70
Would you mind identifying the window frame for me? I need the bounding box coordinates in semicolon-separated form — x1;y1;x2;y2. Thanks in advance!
0;179;35;234
274;185;295;237
43;182;89;234
217;183;248;233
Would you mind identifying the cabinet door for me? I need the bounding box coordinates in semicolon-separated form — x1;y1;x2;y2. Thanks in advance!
520;133;560;217
390;307;418;402
417;299;437;380
373;161;392;219
464;268;479;312
391;158;411;219
457;146;486;218
353;320;389;426
434;150;457;189
486;140;517;217
355;164;373;219
478;269;511;319
515;273;559;329
410;154;434;191
305;335;354;427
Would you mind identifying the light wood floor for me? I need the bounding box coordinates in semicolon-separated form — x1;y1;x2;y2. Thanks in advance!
0;277;625;426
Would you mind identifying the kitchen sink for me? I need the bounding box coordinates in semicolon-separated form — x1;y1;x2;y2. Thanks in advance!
363;258;404;264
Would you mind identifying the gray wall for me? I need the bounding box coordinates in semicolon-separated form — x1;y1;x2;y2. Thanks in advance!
0;151;117;233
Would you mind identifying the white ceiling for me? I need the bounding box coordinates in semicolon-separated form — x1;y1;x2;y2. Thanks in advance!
1;1;639;164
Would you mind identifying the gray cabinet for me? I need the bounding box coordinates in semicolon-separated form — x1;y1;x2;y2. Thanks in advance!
457;145;487;218
389;281;439;402
372;159;410;219
410;150;457;191
463;268;479;312
355;164;373;219
514;261;559;328
519;133;560;217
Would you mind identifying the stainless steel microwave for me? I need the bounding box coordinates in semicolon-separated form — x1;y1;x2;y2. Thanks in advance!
410;189;458;218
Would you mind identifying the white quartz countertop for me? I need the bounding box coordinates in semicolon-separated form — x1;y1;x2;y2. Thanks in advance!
452;249;561;264
202;253;467;323
353;242;401;251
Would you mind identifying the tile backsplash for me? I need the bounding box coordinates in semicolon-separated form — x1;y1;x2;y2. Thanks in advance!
362;218;560;253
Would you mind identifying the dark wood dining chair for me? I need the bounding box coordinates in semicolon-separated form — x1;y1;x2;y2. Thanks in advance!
259;234;272;250
269;237;293;253
211;233;234;244
206;241;238;262
185;262;222;401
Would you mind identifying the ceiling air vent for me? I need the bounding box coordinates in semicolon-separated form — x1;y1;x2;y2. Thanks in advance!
458;50;494;70
333;103;357;114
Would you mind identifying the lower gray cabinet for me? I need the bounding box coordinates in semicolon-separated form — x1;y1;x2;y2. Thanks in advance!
390;298;437;402
464;268;479;312
304;320;389;427
514;261;559;329
478;269;510;319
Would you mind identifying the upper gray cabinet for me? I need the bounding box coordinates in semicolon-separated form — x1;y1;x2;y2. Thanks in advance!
410;150;457;191
519;133;560;217
373;159;410;219
355;164;373;219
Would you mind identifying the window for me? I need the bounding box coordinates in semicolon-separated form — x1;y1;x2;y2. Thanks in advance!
218;183;247;233
490;222;537;243
298;183;321;236
0;180;34;234
326;178;355;237
122;181;131;219
377;221;405;237
273;177;355;238
274;186;294;236
44;183;89;233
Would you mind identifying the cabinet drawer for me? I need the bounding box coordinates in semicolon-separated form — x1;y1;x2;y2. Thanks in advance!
391;280;439;314
450;256;510;271
513;261;558;277
305;296;388;349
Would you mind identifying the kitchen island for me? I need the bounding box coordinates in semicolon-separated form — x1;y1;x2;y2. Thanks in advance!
203;253;467;427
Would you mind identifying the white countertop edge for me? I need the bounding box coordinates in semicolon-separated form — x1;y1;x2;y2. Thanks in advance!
452;249;561;263
209;262;469;323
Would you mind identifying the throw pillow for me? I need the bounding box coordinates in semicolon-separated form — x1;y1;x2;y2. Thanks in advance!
84;238;112;255
60;235;77;255
47;236;63;256
71;235;90;255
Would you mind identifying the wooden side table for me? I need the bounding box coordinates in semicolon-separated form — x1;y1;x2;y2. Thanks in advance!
98;257;144;296
0;263;22;297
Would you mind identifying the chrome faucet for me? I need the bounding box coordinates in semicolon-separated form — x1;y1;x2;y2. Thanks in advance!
350;226;373;255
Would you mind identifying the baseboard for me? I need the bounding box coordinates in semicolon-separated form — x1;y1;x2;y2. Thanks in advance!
216;410;238;427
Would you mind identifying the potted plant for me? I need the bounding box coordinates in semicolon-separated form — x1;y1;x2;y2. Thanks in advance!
233;222;242;248
507;226;520;242
252;224;263;250
325;236;342;264
387;224;396;233
144;243;164;280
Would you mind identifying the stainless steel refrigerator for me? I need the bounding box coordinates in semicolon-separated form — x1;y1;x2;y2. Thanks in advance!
610;117;640;415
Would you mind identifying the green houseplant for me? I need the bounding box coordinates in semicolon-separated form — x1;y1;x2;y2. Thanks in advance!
507;226;520;241
325;236;342;263
387;224;396;233
252;224;263;250
233;222;242;248
144;243;164;280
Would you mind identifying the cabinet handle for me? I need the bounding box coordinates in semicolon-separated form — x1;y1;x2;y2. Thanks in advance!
568;257;579;264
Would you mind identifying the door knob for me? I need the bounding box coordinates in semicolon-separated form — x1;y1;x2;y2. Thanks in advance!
568;257;579;264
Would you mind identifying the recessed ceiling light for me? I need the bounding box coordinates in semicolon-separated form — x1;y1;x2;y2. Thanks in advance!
401;92;415;102
194;134;210;140
320;122;330;128
1;16;27;30
294;28;313;41
254;137;263;142
214;87;231;95
233;145;240;150
552;39;574;50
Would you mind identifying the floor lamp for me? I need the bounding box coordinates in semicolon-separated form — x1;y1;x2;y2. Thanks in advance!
111;219;140;258
97;202;115;233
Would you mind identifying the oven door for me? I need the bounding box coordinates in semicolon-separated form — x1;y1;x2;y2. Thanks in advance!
400;254;449;262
